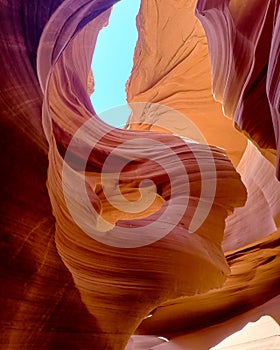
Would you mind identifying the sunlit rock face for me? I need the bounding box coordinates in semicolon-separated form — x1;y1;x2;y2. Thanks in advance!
126;0;247;168
0;1;279;350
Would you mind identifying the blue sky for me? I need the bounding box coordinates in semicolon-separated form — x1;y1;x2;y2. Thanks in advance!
90;0;141;127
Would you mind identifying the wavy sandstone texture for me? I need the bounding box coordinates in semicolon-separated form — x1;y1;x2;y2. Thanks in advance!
0;1;279;350
196;0;280;175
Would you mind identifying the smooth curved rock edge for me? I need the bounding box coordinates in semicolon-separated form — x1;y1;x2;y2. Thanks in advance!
196;0;280;177
0;0;279;349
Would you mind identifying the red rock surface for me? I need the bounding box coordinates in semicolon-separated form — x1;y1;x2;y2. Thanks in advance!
196;0;280;175
0;0;279;349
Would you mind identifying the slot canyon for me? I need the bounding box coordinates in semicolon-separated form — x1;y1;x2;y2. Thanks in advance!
0;0;279;349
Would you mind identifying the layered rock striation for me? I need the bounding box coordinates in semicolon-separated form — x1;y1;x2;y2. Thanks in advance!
0;0;279;349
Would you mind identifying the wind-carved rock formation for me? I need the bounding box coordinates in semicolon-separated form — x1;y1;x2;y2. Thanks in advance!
196;0;280;176
0;0;279;349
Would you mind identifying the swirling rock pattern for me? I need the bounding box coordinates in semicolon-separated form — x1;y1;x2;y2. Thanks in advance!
196;0;280;176
0;1;279;350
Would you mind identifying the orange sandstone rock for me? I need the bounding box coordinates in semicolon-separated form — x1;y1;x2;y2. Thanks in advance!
0;0;279;349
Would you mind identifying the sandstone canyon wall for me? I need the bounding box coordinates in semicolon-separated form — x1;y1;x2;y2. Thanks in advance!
0;0;279;349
